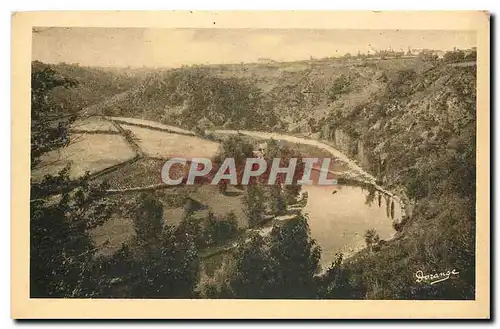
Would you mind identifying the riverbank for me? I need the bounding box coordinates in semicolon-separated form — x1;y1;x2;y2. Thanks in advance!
209;129;406;216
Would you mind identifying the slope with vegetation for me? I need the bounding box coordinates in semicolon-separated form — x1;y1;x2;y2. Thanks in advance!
321;62;477;299
43;62;145;114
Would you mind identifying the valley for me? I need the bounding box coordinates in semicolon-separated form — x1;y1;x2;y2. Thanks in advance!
30;50;476;299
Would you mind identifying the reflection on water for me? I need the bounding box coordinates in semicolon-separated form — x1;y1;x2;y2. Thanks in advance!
302;184;402;270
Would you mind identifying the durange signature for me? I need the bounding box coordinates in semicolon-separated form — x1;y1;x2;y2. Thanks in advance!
415;269;460;285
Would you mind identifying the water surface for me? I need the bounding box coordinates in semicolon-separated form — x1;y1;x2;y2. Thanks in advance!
303;184;402;269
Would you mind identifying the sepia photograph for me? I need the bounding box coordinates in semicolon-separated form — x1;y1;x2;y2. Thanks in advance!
11;11;490;319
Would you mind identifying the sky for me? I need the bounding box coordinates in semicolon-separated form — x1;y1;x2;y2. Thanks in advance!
32;27;477;68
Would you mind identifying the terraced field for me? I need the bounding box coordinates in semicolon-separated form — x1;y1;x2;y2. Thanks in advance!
91;158;166;189
108;116;195;136
70;116;119;133
120;124;219;159
31;133;136;182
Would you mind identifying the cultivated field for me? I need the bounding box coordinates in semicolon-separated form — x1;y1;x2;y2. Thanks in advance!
32;133;136;182
69;116;118;133
108;116;195;135
92;158;166;189
121;124;219;159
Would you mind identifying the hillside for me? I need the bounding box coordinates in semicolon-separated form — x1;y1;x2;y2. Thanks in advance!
39;62;146;115
319;62;476;299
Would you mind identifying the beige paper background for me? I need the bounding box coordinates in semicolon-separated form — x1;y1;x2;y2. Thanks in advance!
11;11;490;319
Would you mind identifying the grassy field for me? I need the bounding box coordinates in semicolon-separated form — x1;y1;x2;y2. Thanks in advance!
109;116;195;135
120;124;219;159
93;158;165;189
33;119;245;256
69;116;118;132
32;133;136;182
188;185;246;226
90;184;246;256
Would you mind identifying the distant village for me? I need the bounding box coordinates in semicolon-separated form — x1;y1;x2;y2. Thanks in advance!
257;46;477;64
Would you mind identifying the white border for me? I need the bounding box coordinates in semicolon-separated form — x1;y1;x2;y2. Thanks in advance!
4;2;497;328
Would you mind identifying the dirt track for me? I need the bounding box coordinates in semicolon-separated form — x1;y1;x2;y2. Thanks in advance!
209;129;402;202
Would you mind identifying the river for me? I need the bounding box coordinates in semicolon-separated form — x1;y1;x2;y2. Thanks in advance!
303;184;401;269
211;129;404;269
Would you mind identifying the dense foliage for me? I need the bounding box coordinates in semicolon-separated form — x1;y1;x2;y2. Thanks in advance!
320;63;476;299
198;214;321;299
30;61;112;297
104;69;281;131
30;61;78;167
49;63;143;115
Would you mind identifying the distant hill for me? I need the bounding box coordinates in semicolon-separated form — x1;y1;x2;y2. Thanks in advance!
88;56;443;133
97;67;282;131
44;62;146;115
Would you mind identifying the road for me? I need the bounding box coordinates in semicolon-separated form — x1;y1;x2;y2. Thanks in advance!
209;129;401;202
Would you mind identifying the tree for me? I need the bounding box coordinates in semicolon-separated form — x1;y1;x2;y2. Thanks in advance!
226;213;321;299
268;184;286;216
243;184;266;228
315;253;363;299
228;232;275;298
197;255;235;298
204;211;239;244
328;74;352;102
214;211;239;242
215;135;255;186
364;229;380;252
94;195;201;298
30;175;113;297
130;193;164;246
417;51;438;62
263;140;303;206
283;183;302;205
217;179;228;194
30;62;114;297
31;61;78;168
176;211;205;248
127;226;200;298
104;193;200;298
202;211;218;245
267;213;321;298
